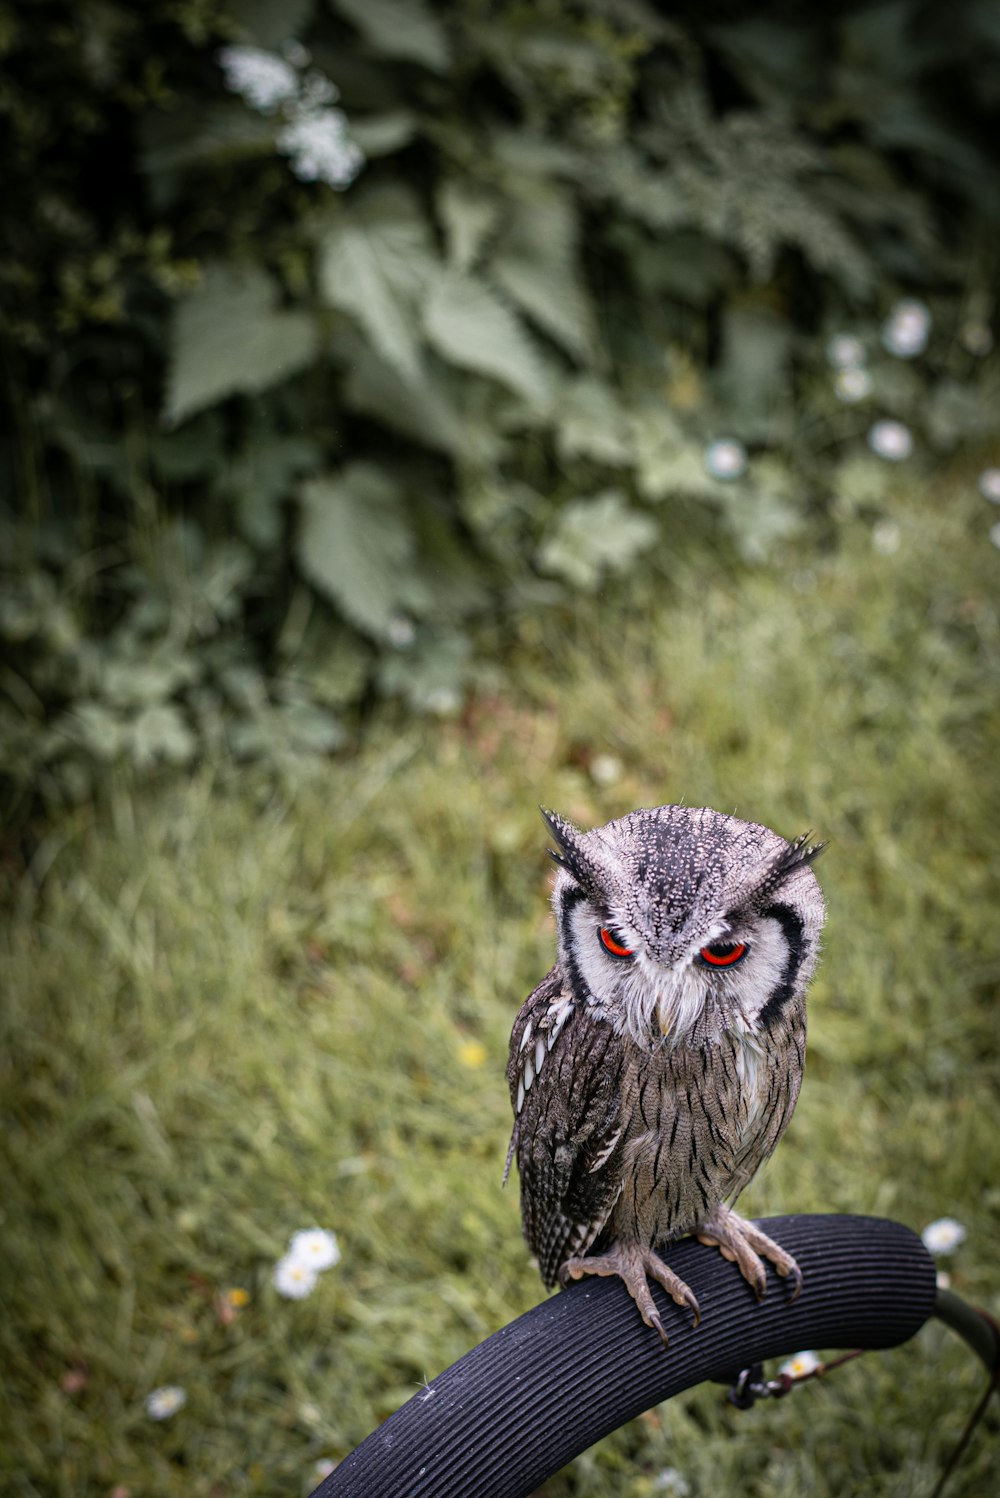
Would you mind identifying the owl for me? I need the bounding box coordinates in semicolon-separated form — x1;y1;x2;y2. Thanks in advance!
505;804;825;1344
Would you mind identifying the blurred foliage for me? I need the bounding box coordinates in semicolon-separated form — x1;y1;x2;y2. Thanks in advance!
1;459;998;1494
2;0;1000;820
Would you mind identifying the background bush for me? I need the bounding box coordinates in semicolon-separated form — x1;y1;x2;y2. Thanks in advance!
2;4;1000;1494
3;0;1000;825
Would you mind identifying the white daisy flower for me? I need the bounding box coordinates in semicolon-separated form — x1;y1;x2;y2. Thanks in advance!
921;1217;967;1255
287;1228;341;1272
826;334;866;371
387;614;417;649
703;438;747;481
425;687;461;716
834;367;873;403
217;46;298;113
652;1469;691;1496
145;1385;187;1420
273;1253;320;1299
872;519;901;555
590;754;623;788
991;522;1000;551
977;468;1000;503
276;109;364;189
867;419;913;462
312;1458;338;1480
881;298;931;359
780;1349;821;1379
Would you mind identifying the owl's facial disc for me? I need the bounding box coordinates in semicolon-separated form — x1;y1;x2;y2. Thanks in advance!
560;886;793;1046
546;804;824;1048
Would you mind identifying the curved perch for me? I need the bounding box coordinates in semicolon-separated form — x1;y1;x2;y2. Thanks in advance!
315;1214;941;1498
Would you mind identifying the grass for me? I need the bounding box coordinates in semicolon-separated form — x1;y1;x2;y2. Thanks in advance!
2;457;999;1497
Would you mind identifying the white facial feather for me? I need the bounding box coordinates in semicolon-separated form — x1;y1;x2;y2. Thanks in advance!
561;880;801;1051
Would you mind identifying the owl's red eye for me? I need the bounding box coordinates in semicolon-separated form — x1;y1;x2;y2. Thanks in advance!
697;941;748;968
599;927;634;959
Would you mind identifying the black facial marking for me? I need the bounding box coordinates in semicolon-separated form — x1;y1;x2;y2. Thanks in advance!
557;882;591;1004
758;903;806;1030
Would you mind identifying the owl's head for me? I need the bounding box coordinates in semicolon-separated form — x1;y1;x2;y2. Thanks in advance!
543;804;825;1049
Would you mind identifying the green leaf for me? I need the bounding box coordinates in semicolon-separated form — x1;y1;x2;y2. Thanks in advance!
423;269;550;407
223;435;321;549
275;701;345;754
377;633;471;714
61;703;126;761
128;704;198;769
491;251;592;361
164;265;318;425
437;181;501;272
723;459;803;563
341;339;465;455
296;465;414;640
713;302;792;444
318;191;437;385
332;0;450;71
538;491;659;591
291;623;370;707
628;408;718;502
349;111;418;157
556;378;631;466
489;188;593;360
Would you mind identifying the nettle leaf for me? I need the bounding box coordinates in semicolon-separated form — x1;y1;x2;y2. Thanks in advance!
490;189;593;360
628;408;719;502
61;703;127;762
556;378;632;466
342;341;465;455
128;703;198;769
349;111;417;157
319;190;438;384
164;265;318;425
424;269;550;407
223;434;321;549
377;633;471;714
333;0;450;72
538;491;659;591
722;459;803;563
274;701;346;754
437;181;501;272
291;623;370;708
296;464;415;640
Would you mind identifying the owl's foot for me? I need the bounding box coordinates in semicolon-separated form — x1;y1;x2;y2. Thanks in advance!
696;1204;803;1301
559;1242;701;1346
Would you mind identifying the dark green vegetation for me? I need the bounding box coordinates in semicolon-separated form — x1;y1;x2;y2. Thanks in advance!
3;0;1000;817
3;0;1000;1492
3;461;999;1494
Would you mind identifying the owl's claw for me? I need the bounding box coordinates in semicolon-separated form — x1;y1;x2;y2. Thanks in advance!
559;1242;700;1346
697;1204;803;1301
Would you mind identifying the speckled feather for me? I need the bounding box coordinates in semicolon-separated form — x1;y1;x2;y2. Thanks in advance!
506;804;824;1291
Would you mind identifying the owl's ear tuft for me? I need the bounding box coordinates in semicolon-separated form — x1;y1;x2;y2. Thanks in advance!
540;807;609;895
749;831;827;907
778;831;827;878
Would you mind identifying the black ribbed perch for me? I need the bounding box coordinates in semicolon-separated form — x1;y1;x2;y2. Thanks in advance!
314;1214;947;1498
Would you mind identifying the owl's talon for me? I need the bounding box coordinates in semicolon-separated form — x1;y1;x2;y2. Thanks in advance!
648;1309;670;1346
785;1262;804;1300
559;1243;699;1347
683;1287;701;1329
698;1204;802;1302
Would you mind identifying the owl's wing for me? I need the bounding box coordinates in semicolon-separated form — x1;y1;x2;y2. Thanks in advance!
506;968;627;1288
